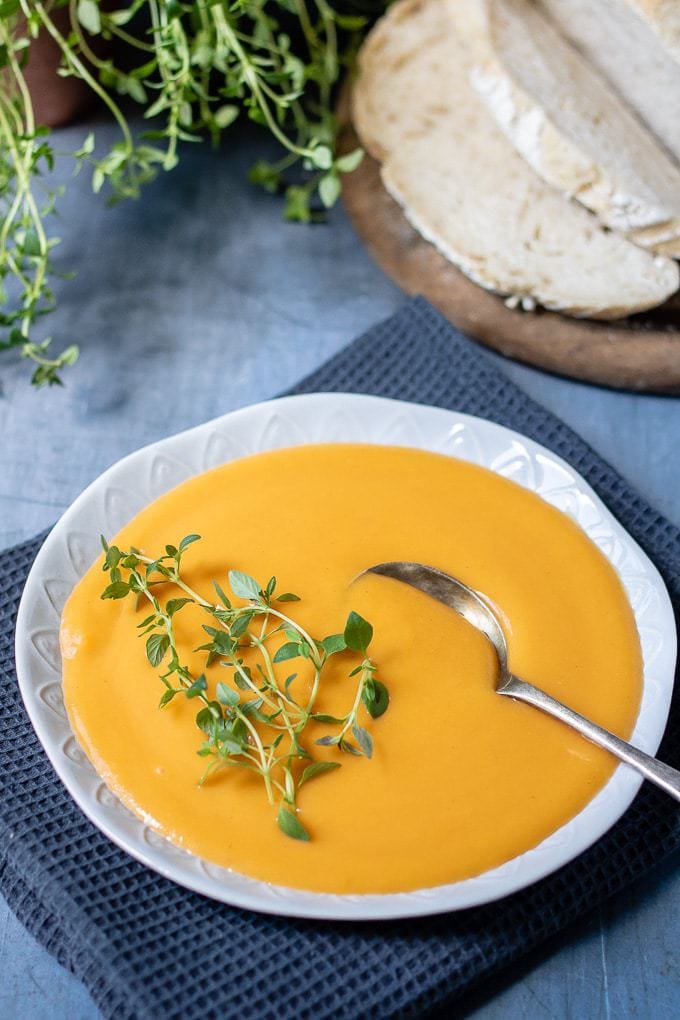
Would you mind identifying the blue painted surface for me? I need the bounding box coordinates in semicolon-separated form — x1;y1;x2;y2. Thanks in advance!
1;117;679;1020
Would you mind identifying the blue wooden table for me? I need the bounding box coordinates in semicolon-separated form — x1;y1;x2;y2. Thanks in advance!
1;118;679;1019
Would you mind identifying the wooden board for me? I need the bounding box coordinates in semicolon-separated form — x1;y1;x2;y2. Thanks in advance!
340;124;680;393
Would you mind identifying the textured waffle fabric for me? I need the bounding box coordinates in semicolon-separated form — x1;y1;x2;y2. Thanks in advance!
1;298;679;1020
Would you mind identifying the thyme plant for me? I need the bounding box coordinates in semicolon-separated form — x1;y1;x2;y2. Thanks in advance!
0;0;377;385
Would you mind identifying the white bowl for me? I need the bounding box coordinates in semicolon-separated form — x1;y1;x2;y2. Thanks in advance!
15;394;677;919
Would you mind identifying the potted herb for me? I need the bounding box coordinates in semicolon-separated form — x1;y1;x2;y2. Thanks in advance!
0;0;378;386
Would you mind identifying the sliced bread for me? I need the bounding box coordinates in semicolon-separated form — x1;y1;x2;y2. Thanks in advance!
537;0;680;166
352;0;679;318
630;0;680;58
629;0;680;56
458;0;680;255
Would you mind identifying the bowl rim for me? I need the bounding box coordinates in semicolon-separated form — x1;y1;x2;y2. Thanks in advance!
15;392;677;920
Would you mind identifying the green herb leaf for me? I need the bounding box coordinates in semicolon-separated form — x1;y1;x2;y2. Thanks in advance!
362;679;390;719
344;612;373;653
101;580;130;600
77;0;101;35
352;722;373;758
216;682;240;706
233;666;253;691
166;597;192;616
228;569;261;601
299;760;341;788
221;737;245;755
195;707;215;733
185;674;208;699
315;734;339;747
318;172;341;208
213;580;231;607
179;534;201;552
213;104;239;129
230;612;254;639
321;633;346;656
277;805;310;842
240;697;264;716
273;641;301;663
335;148;364;174
276;592;301;603
146;632;170;667
159;689;177;707
338;738;362;757
310;145;332;170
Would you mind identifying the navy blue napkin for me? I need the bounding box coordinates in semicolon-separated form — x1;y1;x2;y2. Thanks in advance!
1;298;679;1019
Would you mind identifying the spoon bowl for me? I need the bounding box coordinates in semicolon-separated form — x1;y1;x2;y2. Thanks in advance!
362;560;680;802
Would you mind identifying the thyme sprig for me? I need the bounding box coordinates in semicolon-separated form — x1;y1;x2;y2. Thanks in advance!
100;533;389;841
1;1;375;385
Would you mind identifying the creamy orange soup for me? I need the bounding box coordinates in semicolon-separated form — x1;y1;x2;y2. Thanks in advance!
61;444;642;893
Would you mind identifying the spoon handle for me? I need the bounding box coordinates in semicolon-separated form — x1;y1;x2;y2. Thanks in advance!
499;675;680;802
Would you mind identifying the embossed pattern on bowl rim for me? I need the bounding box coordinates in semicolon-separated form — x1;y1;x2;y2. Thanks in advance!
14;394;677;919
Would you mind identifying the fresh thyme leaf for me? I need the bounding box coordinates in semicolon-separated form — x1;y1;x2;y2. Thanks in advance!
216;682;240;707
321;633;346;657
277;806;310;842
185;674;208;699
146;632;170;667
362;680;390;720
312;714;346;724
276;593;301;603
352;722;373;759
101;580;130;600
315;734;340;747
240;698;264;716
179;534;201;552
344;612;373;654
195;707;216;734
212;581;231;608
299;761;341;788
230;612;254;639
222;737;245;755
166;597;192;616
273;641;301;663
228;569;261;601
284;674;297;698
233;666;253;691
338;738;362;757
159;688;177;708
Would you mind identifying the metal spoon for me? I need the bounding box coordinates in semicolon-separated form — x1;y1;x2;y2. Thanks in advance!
362;561;680;802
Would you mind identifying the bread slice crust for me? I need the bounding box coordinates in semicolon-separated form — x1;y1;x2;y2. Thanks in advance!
352;0;679;319
462;0;680;256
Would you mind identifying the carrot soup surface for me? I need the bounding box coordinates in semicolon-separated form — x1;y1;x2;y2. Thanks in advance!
61;444;642;893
